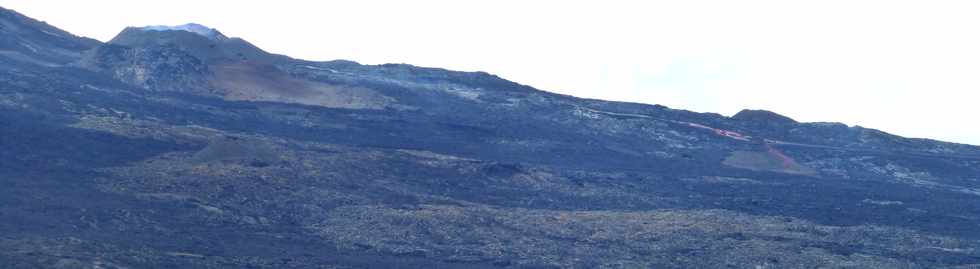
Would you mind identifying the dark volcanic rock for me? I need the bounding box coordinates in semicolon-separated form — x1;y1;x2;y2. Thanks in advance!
78;43;212;93
2;6;980;269
107;25;281;64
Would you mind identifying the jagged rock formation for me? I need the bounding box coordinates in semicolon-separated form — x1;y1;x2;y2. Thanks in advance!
2;6;980;269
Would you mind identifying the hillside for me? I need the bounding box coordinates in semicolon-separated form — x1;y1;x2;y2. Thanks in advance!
2;6;980;268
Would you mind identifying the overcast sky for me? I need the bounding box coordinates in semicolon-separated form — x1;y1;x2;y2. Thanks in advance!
5;0;980;145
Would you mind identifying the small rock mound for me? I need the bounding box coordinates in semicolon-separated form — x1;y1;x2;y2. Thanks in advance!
732;109;798;125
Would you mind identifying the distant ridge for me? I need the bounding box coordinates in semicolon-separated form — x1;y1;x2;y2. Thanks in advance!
733;109;798;125
139;23;228;41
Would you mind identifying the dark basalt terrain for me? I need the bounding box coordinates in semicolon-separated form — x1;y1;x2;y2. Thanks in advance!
2;6;980;268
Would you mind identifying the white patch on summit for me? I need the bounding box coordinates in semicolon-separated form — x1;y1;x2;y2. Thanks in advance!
141;23;227;40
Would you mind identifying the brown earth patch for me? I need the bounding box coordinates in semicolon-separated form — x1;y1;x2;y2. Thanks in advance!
723;148;817;175
210;62;392;109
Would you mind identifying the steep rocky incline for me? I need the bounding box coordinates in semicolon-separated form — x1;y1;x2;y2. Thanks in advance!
0;7;100;65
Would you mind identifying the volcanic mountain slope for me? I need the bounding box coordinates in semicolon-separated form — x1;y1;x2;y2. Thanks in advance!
79;24;390;109
2;6;980;268
0;7;99;66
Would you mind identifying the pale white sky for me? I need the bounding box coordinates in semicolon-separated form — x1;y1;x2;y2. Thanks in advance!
4;0;980;145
